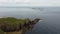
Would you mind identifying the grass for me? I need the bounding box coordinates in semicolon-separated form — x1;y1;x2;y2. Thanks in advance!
0;17;30;34
0;29;4;34
0;17;30;26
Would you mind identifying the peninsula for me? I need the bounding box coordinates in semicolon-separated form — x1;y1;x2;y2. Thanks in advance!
0;17;40;34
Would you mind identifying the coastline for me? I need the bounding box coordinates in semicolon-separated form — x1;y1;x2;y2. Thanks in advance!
0;17;40;34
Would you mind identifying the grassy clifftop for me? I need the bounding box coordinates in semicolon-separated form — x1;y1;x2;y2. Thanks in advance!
0;17;30;32
0;17;40;34
0;17;30;25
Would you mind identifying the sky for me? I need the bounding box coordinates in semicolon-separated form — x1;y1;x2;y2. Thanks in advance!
0;0;60;7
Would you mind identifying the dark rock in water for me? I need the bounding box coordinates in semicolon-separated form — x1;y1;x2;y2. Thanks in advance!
30;18;40;24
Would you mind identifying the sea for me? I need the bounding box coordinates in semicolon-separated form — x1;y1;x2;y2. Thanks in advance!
0;7;60;34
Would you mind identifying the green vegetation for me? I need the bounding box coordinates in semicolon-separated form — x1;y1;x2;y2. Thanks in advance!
0;17;30;25
0;29;4;34
0;17;30;32
0;17;40;34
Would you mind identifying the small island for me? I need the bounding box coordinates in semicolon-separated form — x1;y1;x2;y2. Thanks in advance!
0;17;40;34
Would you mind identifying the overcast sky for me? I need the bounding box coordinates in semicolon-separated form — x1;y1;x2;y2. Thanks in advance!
0;0;60;7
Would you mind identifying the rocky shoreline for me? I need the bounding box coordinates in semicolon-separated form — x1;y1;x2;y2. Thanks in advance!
0;17;40;34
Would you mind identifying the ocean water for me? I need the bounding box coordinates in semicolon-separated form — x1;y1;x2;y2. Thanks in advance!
0;7;60;34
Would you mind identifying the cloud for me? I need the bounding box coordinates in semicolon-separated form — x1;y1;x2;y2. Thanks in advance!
28;0;60;6
0;0;60;6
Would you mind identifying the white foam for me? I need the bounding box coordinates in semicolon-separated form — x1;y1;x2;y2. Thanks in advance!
39;20;43;22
